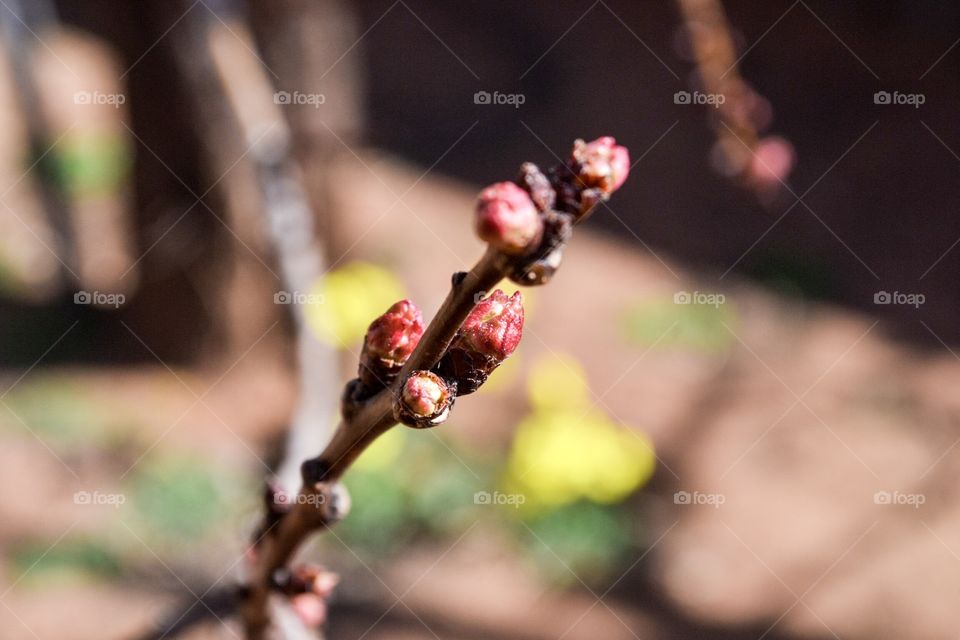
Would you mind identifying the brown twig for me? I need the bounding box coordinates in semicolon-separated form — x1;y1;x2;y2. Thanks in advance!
241;136;632;638
675;0;795;198
240;250;504;638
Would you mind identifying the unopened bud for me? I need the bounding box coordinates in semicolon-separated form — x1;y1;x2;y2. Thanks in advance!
437;290;524;394
570;136;630;195
475;182;544;255
396;370;454;428
457;290;524;359
274;565;341;598
291;593;327;628
359;300;424;388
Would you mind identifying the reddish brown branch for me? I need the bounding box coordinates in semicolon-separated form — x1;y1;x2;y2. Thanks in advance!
241;137;631;638
240;251;504;638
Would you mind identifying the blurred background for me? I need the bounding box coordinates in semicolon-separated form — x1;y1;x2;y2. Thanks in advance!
1;0;958;638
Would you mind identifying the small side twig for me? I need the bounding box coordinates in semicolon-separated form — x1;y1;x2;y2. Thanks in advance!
241;136;632;638
674;0;795;197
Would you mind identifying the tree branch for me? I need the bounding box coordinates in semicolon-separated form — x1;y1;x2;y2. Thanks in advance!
241;136;632;638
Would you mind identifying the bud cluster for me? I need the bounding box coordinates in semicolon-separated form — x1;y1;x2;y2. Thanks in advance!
355;289;527;430
391;289;525;427
380;137;630;427
472;136;630;286
553;135;630;220
248;137;631;635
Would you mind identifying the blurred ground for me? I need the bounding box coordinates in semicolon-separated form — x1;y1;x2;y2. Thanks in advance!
3;152;960;639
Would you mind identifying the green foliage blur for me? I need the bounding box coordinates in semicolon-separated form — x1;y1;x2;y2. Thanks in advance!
621;296;737;353
333;349;656;586
1;264;668;590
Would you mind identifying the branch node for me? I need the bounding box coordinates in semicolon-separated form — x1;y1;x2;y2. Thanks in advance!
300;458;330;485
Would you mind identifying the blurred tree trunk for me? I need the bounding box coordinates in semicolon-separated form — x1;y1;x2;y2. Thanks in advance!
247;0;365;257
245;0;367;486
50;0;367;368
54;0;225;362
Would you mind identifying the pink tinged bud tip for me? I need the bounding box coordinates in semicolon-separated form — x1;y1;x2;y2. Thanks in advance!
459;290;524;360
571;136;630;194
401;371;452;420
291;565;340;598
360;299;425;388
436;289;525;395
311;571;340;598
291;593;327;628
364;299;424;363
475;181;544;254
747;136;795;186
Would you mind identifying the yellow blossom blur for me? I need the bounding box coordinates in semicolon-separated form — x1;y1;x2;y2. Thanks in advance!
306;262;406;346
354;426;407;471
505;353;656;512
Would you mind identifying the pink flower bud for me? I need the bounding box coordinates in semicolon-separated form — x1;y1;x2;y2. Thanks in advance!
437;290;525;394
311;571;340;599
397;370;454;428
475;182;543;254
289;565;340;597
274;564;341;598
458;290;524;360
364;300;424;361
359;300;424;388
291;593;327;628
746;136;795;187
571;136;630;195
